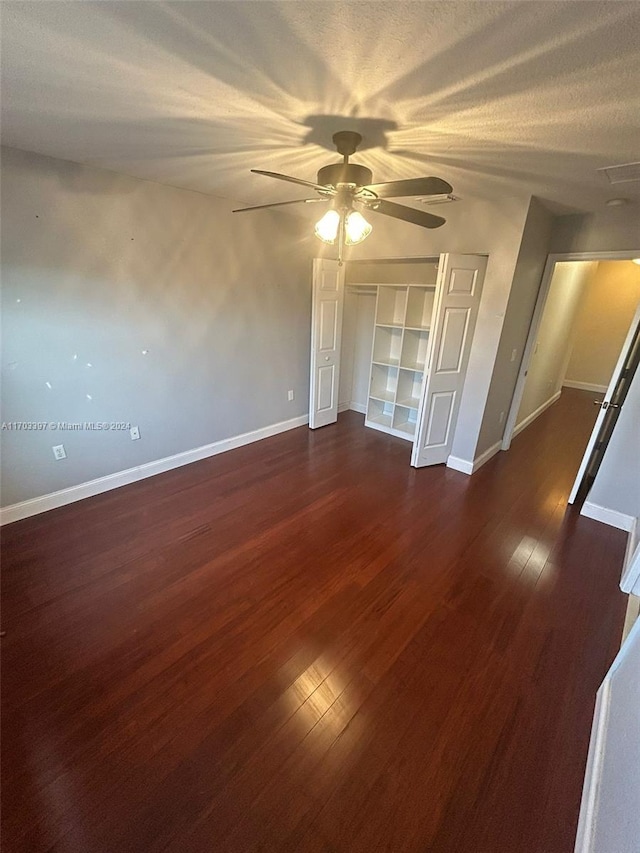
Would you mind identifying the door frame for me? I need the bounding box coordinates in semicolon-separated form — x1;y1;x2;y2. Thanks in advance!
501;250;640;452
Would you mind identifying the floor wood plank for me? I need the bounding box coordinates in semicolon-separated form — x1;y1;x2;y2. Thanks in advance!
1;389;628;852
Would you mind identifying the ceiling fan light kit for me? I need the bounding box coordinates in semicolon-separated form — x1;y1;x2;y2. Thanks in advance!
343;210;373;245
314;208;373;246
233;130;452;264
314;209;341;243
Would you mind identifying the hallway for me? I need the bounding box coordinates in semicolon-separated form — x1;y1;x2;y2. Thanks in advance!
1;388;628;852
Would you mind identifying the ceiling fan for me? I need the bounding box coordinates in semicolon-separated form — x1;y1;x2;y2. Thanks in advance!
233;131;453;263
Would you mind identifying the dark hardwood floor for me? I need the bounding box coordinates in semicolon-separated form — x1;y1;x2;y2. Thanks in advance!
1;388;628;853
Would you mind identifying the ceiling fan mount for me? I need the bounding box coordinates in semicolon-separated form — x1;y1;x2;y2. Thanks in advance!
233;129;453;262
332;130;363;158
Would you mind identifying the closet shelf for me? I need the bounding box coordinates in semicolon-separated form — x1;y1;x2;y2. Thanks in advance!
370;391;396;404
363;282;436;443
372;358;401;368
396;396;421;409
393;421;417;437
368;412;393;428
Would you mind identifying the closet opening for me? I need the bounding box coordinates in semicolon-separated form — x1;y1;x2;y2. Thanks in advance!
309;254;488;469
340;258;439;443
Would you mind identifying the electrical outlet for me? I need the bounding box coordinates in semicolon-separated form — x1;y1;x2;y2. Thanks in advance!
52;444;66;460
130;426;140;440
287;390;295;401
510;348;518;362
499;411;506;425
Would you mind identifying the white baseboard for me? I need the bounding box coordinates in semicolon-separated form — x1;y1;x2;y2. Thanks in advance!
339;400;367;414
563;379;608;394
0;414;309;525
512;389;561;438
472;440;502;472
446;456;474;475
581;501;635;532
574;616;640;853
447;439;502;476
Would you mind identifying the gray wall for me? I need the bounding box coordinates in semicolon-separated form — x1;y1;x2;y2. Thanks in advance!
516;261;595;425
551;206;640;254
476;196;554;454
1;147;312;506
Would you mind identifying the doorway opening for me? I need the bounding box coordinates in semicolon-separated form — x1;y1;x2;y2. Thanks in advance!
502;253;640;508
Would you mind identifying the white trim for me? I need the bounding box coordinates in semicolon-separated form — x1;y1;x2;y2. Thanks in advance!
0;414;309;525
563;380;608;394
574;616;640;853
338;400;367;415
512;390;562;439
574;677;613;853
580;501;635;532
446;455;474;475
620;519;640;595
547;251;640;262
471;439;503;472
622;595;640;643
447;439;503;476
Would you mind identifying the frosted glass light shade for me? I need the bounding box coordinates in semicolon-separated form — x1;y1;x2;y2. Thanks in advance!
345;211;372;245
632;258;640;265
314;209;340;243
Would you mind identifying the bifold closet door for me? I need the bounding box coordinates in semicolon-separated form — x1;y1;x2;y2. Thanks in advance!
309;259;344;429
411;253;487;467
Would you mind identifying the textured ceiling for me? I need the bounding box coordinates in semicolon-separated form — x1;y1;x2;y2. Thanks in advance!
1;1;640;212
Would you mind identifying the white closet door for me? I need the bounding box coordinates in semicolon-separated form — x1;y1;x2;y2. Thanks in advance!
411;253;487;467
309;258;345;429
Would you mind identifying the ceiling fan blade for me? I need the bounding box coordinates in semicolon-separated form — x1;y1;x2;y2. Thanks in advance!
232;198;329;213
363;177;453;198
251;169;332;194
366;199;446;229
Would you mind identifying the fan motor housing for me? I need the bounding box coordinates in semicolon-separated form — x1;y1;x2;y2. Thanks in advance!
317;163;373;189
